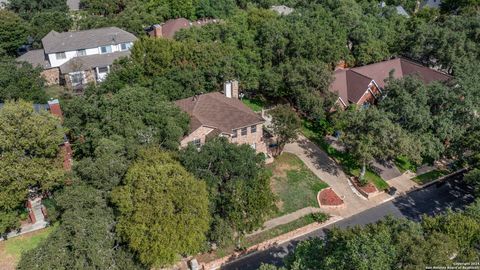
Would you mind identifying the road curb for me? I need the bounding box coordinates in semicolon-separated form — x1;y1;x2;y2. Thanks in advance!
200;215;343;270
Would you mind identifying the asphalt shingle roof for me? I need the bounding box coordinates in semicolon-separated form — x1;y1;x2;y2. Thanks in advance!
59;51;130;73
175;92;264;134
16;49;51;69
329;58;452;105
42;27;136;54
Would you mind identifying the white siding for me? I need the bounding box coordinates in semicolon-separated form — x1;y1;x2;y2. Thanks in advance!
47;42;134;68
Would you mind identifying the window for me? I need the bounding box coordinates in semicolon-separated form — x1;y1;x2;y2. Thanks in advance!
241;127;247;136
232;129;238;138
120;43;131;51
98;66;109;73
100;45;112;54
251;125;257;133
55;52;66;60
77;49;86;56
191;138;201;148
70;72;84;86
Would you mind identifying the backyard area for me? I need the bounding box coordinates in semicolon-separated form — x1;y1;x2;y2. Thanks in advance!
241;97;265;112
268;153;328;216
0;226;55;270
301;120;389;191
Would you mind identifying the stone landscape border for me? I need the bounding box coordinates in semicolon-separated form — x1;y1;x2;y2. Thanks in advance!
317;188;345;209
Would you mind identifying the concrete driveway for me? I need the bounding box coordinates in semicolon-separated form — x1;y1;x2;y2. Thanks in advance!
283;135;391;217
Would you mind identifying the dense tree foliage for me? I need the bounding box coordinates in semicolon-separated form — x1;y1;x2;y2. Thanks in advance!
0;100;64;234
335;107;421;181
0;10;29;55
112;149;210;267
262;203;480;270
180;138;276;247
270;104;301;155
0;58;48;103
63;85;189;158
17;185;144;270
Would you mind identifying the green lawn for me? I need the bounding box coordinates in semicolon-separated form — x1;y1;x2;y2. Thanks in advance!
241;98;265;112
45;85;67;99
302;120;389;191
413;170;449;185
395;156;417;173
0;225;56;268
269;153;328;216
213;213;329;259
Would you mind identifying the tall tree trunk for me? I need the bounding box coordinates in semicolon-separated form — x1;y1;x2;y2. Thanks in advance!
360;159;366;181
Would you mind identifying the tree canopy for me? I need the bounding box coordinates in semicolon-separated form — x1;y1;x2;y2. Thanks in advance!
0;100;64;233
112;149;211;267
180;137;276;247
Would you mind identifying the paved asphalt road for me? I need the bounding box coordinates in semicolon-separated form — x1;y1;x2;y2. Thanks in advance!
222;175;476;270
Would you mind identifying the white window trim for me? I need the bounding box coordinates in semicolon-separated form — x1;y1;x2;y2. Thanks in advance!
69;71;85;86
100;45;112;54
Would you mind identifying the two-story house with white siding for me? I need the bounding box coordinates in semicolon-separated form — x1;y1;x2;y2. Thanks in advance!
17;27;136;90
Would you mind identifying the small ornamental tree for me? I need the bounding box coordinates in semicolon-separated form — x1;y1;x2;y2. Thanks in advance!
112;149;210;267
335;107;421;184
270;104;301;156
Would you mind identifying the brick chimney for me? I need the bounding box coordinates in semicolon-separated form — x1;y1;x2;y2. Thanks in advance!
48;99;63;121
148;24;163;38
224;80;239;99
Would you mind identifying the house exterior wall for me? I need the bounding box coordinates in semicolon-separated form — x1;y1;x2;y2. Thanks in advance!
41;68;60;86
47;42;134;68
228;123;266;154
64;69;95;90
180;126;214;148
356;82;382;106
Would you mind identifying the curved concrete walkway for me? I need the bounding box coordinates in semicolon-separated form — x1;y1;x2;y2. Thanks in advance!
284;135;391;217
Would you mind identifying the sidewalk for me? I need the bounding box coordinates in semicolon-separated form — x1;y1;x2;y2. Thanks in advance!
1;199;47;241
283;135;390;217
248;207;322;236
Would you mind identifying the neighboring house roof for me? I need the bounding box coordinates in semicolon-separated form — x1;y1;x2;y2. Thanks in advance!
329;58;452;105
175;92;264;134
16;49;51;69
59;51;130;73
42;27;137;54
67;0;80;11
380;2;410;17
270;5;294;15
421;0;442;9
161;18;190;38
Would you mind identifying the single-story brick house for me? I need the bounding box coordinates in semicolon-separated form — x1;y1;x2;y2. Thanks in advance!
175;81;268;156
329;57;452;109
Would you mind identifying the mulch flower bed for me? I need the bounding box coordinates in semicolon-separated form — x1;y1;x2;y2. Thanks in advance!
318;188;344;206
352;177;377;194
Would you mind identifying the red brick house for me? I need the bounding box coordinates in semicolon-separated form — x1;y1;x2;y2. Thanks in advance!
329;58;452;109
175;81;268;156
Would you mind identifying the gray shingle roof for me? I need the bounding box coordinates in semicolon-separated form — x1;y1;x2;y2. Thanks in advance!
270;5;294;15
59;50;130;73
16;49;51;69
42;27;136;54
67;0;80;10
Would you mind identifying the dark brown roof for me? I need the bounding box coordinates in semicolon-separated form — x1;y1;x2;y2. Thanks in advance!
162;18;190;39
329;58;452;105
175;92;264;134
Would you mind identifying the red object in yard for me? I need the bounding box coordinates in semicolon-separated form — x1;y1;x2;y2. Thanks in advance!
41;206;48;219
318;188;344;206
28;210;36;224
